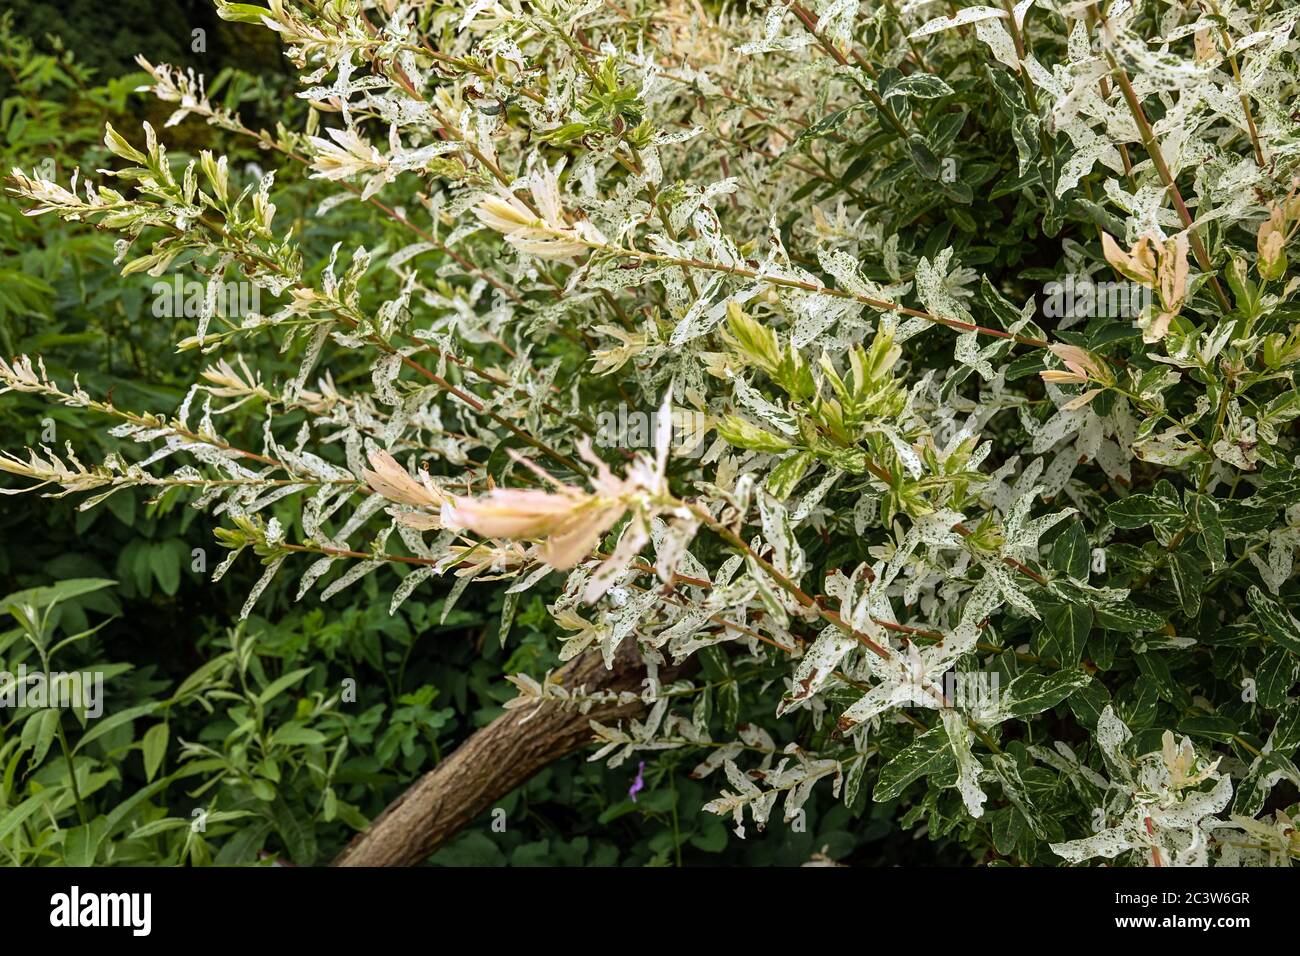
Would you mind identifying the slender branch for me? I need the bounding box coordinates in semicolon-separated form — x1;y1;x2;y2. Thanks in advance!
1204;0;1267;168
1093;6;1232;313
687;501;893;658
582;238;1054;348
788;3;911;142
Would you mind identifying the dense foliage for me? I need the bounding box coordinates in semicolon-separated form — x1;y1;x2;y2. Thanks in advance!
0;6;883;867
5;0;1300;867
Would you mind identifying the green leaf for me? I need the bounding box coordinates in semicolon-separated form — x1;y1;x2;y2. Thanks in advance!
1177;715;1239;744
716;415;793;453
719;680;740;730
874;726;953;802
1004;668;1092;718
1040;601;1091;666
268;799;317;865
1168;550;1204;618
1135;652;1179;705
1094;603;1164;633
927;109;969;154
104;777;173;839
1267;699;1300;755
990;806;1027;855
1247;470;1300;510
1089;626;1120;670
765;451;813;499
250;779;277;802
214;821;273;864
888;73;954;100
1232;752;1299;816
1005;352;1046;380
1248;586;1300;656
24;709;61;767
1106;493;1183;529
63;817;109;867
1225;255;1262;318
270;724;328;747
0;793;48;844
689;815;729;853
789;103;871;151
1186;493;1225;570
1256;645;1300;710
74;703;159;754
214;3;272;24
142;722;168;782
2;578;116;617
1117;678;1160;731
256;666;315;705
1048;524;1090;580
430;831;506;867
498;589;520;648
907;135;940;179
173;652;235;701
149;542;181;597
989;753;1047;840
1214;500;1275;535
843;753;869;809
106;490;135;527
1232;701;1300;814
1069;677;1112;729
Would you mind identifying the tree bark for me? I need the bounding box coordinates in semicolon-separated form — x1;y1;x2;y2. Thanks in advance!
333;640;666;866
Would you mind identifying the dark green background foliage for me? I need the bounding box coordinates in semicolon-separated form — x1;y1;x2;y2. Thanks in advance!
0;7;942;866
4;0;286;81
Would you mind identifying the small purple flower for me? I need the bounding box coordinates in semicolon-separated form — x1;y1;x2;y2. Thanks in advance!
628;761;646;802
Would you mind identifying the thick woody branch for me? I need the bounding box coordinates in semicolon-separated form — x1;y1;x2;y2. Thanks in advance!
332;640;685;867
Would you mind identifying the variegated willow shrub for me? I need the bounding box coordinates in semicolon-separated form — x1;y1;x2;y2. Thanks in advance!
5;0;1300;867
